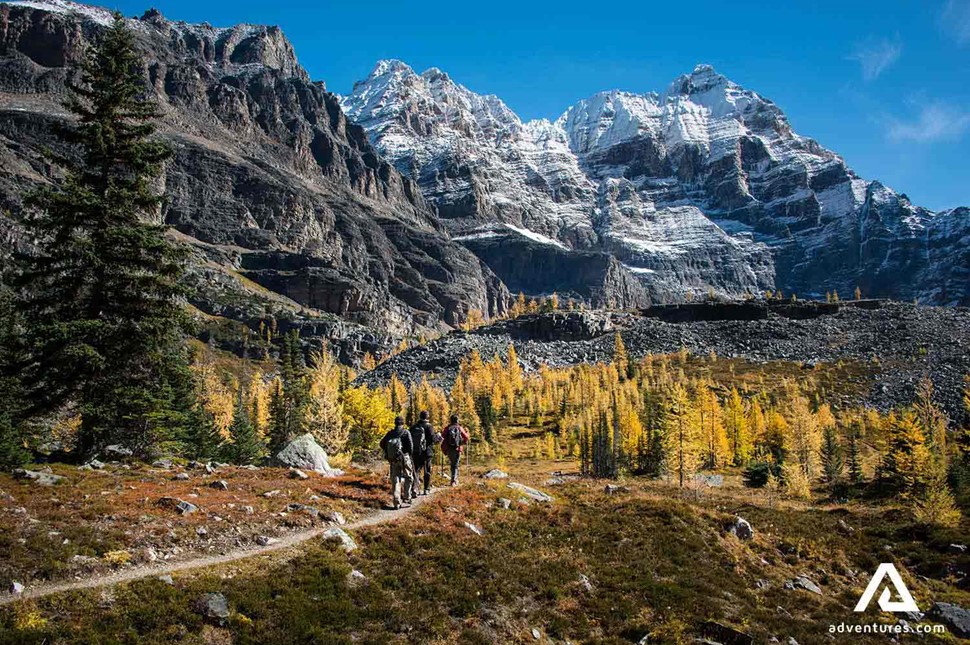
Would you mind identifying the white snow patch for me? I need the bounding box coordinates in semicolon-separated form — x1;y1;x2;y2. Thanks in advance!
622;265;656;274
5;0;113;24
503;224;569;249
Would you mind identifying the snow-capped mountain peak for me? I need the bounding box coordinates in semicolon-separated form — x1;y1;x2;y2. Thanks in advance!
555;89;663;154
343;60;970;305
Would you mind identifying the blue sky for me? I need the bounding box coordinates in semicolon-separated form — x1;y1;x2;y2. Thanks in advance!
109;0;970;210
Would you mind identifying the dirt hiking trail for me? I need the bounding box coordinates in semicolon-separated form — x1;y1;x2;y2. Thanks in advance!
0;487;440;606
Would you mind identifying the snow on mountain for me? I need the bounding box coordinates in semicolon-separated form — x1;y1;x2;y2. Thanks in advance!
4;0;113;24
342;60;595;244
346;61;968;305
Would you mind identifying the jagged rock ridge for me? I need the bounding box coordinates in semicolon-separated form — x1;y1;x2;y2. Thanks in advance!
0;0;509;350
342;60;970;305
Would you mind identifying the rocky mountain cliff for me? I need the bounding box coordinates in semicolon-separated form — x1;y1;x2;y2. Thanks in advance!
0;1;509;354
343;61;970;305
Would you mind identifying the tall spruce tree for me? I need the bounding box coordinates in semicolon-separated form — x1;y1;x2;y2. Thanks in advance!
229;388;264;465
15;16;196;459
846;420;864;484
820;425;844;483
0;286;29;468
268;330;309;451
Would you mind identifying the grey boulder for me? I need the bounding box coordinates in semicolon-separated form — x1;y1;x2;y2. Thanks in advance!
103;445;133;458
785;576;822;595
323;527;357;553
12;469;65;486
507;482;553;503
274;434;342;476
729;516;754;540
928;602;970;639
196;592;230;625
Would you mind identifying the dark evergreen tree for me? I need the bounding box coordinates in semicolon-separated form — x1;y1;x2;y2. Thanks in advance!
950;383;970;505
267;330;308;451
14;16;196;459
0;287;29;468
229;388;264;465
590;411;618;478
637;390;667;476
186;407;223;461
267;380;288;453
476;394;497;445
743;461;781;488
820;425;844;483
846;420;864;484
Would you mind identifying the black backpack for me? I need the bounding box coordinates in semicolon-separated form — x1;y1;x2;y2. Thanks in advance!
384;435;404;462
446;424;463;449
411;423;428;454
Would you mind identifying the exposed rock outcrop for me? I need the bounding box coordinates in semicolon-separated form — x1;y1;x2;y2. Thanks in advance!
0;1;509;350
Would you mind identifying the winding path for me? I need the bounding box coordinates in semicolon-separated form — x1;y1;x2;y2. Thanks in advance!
0;489;438;606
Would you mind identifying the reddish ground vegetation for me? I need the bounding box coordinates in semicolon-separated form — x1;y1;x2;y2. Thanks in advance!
0;463;387;585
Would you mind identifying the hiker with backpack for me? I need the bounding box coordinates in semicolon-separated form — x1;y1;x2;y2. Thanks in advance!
409;410;439;498
442;414;470;486
379;416;415;509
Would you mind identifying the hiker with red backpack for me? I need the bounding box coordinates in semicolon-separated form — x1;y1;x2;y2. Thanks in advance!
442;414;470;486
379;416;414;509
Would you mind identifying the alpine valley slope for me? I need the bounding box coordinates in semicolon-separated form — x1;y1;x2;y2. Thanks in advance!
342;60;970;306
0;0;509;355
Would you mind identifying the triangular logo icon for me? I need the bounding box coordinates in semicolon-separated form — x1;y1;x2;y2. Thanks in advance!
854;563;919;613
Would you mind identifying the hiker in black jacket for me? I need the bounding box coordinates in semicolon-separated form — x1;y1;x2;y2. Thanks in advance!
409;411;438;497
442;414;470;486
379;417;414;509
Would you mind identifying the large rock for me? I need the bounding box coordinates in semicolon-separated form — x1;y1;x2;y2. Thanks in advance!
507;482;554;503
928;602;970;639
785;576;822;595
103;445;132;458
196;592;230;626
729;516;754;540
323;527;357;553
483;311;614;342
12;469;65;486
274;434;341;475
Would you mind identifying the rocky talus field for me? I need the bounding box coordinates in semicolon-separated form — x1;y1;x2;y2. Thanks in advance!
361;300;970;417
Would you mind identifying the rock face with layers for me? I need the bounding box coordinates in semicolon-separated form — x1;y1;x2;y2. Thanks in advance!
0;1;509;343
343;61;970;306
